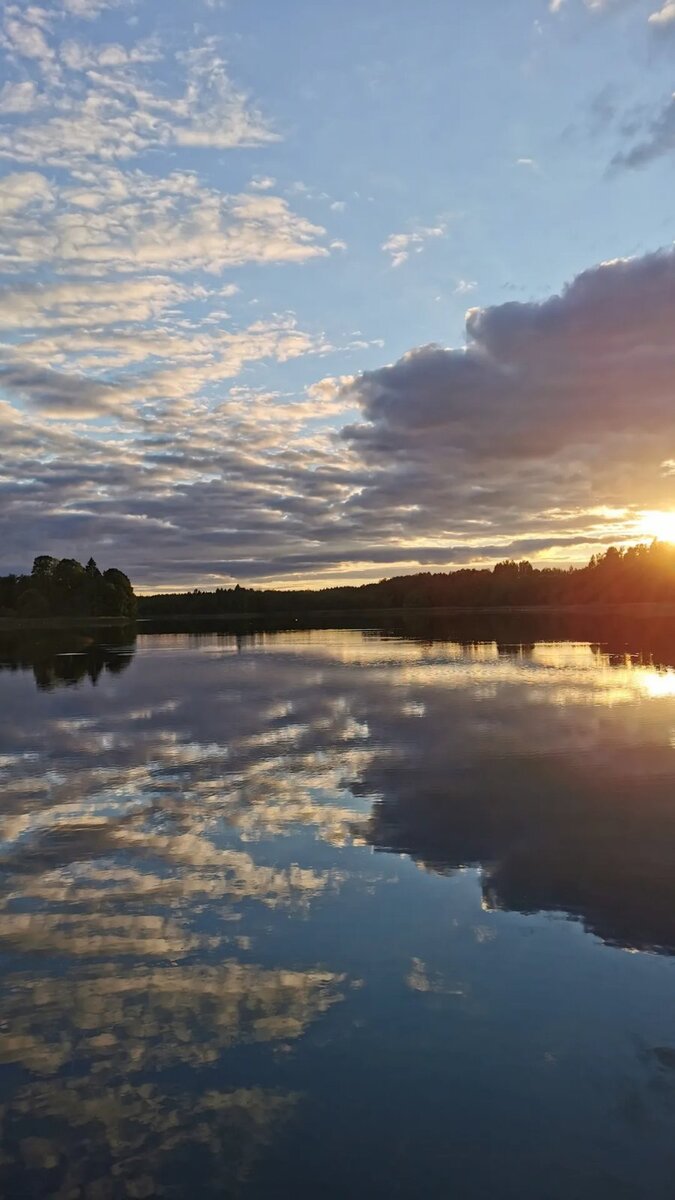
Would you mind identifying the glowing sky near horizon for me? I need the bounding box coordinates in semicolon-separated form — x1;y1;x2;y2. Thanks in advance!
2;0;675;590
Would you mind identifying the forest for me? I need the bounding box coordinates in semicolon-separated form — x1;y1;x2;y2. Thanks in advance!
5;543;675;623
0;556;137;620
139;541;675;616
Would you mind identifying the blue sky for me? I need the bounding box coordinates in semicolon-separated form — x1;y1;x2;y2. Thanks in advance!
2;0;675;589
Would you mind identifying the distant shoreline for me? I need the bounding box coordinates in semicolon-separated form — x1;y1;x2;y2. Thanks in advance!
4;602;675;634
0;615;134;632
138;601;675;620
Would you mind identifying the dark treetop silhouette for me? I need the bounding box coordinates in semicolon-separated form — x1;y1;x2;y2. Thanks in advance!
140;541;675;617
0;556;137;621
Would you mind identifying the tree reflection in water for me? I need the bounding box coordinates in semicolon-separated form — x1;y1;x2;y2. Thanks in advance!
0;626;137;691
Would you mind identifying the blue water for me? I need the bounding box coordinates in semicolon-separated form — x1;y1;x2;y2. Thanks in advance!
1;619;675;1198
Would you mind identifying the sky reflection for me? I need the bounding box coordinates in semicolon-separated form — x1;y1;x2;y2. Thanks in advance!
2;620;675;1197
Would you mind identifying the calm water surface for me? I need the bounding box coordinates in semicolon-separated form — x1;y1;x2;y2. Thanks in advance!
2;615;675;1198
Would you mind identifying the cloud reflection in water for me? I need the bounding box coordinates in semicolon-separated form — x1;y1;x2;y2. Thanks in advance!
3;616;675;1195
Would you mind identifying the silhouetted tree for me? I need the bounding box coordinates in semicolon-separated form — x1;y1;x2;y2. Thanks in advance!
0;556;137;620
137;541;675;618
31;555;59;580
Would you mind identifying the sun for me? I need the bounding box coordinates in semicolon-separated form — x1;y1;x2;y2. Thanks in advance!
637;510;675;544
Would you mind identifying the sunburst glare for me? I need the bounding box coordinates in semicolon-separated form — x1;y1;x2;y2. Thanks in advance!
637;511;675;545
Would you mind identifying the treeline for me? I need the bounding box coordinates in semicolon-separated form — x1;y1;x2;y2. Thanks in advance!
0;556;137;620
140;541;675;617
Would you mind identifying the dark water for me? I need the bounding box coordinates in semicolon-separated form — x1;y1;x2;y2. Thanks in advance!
2;614;675;1198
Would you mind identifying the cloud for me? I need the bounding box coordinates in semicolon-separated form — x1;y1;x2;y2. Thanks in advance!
649;0;675;24
1;2;671;587
0;309;330;420
250;174;277;191
550;0;633;13
0;276;195;330
0;361;128;418
2;16;56;75
173;42;279;150
6;237;675;584
454;279;477;295
59;35;160;70
2;168;329;276
382;223;446;268
0;80;42;113
0;0;343;583
343;249;675;461
0;32;276;166
60;0;131;17
302;247;675;578
648;0;672;23
612;93;675;168
0;169;53;216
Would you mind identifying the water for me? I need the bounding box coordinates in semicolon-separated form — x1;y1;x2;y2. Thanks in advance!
2;614;675;1198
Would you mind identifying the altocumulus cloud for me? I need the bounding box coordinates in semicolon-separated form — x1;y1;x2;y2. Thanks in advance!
0;362;128;419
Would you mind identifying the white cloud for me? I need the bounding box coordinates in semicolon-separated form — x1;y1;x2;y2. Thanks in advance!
549;0;625;12
382;223;446;268
0;289;331;414
0;80;42;113
0;276;196;331
0;169;53;216
454;279;477;294
249;175;276;191
0;33;276;167
649;1;675;26
60;0;130;18
1;168;329;276
172;42;279;150
1;14;57;79
59;36;160;71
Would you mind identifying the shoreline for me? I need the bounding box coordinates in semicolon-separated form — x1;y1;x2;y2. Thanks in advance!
0;615;134;632
4;602;675;632
137;601;675;620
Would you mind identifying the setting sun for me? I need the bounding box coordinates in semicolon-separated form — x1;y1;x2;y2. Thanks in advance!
637;511;675;545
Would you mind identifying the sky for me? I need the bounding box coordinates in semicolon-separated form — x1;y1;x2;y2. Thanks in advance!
2;0;675;591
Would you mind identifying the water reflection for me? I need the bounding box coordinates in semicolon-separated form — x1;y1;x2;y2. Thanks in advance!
135;619;675;954
141;606;675;670
1;1079;297;1199
0;627;136;691
0;962;346;1076
2;616;675;1196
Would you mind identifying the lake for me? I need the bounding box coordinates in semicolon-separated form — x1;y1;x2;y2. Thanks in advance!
2;613;675;1198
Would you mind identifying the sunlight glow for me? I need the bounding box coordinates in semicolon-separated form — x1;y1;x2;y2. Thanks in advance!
637;510;675;544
